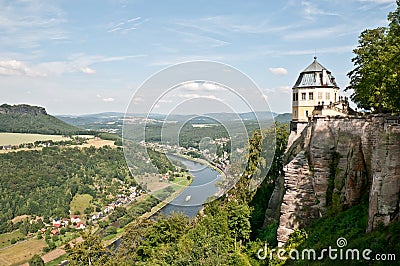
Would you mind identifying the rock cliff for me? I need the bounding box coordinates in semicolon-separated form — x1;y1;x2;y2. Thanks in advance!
265;115;400;246
0;104;47;115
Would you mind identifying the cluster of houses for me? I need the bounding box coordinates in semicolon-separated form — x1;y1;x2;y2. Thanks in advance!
91;186;141;221
24;186;143;238
1;141;53;151
31;216;87;237
28;186;143;237
0;144;18;150
141;137;231;172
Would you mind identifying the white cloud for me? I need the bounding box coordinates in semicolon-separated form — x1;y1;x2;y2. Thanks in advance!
103;97;115;102
268;67;288;76
107;17;147;34
0;53;145;77
263;86;292;94
301;1;339;20
358;0;394;3
132;96;144;104
179;81;225;92
201;82;224;91
0;60;45;77
0;1;67;49
180;82;200;91
174;15;298;35
179;93;220;101
80;66;96;74
166;28;229;48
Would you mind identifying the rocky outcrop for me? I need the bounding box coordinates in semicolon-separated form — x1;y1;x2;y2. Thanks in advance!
266;114;400;246
0;104;47;115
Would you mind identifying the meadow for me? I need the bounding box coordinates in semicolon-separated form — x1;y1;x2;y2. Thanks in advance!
69;194;93;216
0;133;70;146
0;238;46;265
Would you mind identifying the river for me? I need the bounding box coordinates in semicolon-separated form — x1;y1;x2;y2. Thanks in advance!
109;155;222;249
159;154;223;217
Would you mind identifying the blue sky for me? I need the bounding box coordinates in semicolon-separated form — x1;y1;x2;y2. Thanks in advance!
0;0;396;115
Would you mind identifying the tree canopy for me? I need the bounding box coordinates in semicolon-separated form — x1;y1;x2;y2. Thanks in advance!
346;1;400;113
28;254;44;266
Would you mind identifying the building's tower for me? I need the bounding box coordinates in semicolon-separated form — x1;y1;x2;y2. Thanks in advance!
291;57;340;123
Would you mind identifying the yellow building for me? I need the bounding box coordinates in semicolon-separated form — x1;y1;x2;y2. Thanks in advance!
292;57;340;122
290;57;356;137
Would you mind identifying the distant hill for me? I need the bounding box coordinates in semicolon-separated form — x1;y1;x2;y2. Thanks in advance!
274;113;292;123
0;104;83;135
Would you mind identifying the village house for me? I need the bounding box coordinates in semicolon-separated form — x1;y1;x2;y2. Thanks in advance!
76;222;86;230
52;218;61;228
70;216;81;224
50;229;60;236
29;216;44;224
62;218;70;226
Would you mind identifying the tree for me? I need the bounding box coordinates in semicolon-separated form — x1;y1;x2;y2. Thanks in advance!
227;200;252;250
66;230;109;266
347;1;400;113
105;226;117;236
29;254;44;266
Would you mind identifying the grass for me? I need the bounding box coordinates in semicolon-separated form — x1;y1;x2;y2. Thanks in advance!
0;230;25;249
0;133;70;146
0;238;47;266
45;253;68;266
53;232;80;247
70;194;93;216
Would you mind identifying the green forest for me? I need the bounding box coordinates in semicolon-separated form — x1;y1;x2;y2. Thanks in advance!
0;104;83;135
65;123;290;265
0;146;133;234
66;122;400;265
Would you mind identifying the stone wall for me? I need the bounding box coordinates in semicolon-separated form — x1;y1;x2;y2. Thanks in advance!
266;114;400;247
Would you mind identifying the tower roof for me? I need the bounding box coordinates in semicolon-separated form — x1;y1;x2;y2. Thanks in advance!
302;57;327;72
293;57;338;88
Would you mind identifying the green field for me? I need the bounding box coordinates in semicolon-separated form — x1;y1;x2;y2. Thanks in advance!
70;194;93;216
0;133;70;146
0;230;24;249
45;254;68;266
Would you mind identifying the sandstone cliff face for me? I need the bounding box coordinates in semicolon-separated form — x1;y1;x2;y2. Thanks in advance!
265;115;400;246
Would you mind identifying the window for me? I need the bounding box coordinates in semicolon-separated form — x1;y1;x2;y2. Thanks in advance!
305;110;309;117
325;92;330;100
301;92;306;100
318;92;323;100
293;93;298;101
309;92;314;100
334;93;337;102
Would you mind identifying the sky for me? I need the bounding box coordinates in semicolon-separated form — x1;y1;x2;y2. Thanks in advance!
0;0;397;115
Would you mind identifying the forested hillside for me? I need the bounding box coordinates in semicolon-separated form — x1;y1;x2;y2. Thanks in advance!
0;104;82;134
0;146;133;234
66;123;290;265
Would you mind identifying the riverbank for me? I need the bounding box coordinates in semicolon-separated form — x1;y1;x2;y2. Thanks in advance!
169;152;226;183
105;155;221;247
103;175;194;247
